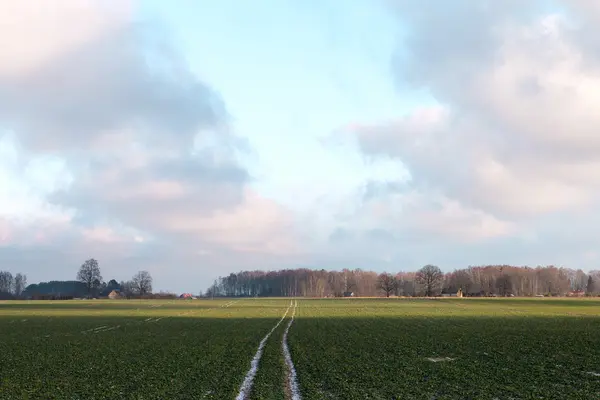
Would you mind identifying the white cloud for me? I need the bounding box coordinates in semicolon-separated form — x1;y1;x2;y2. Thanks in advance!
341;1;600;266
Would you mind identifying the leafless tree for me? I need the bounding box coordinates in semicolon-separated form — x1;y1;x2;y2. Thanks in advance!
0;271;14;294
575;269;588;291
377;273;397;298
452;269;474;294
132;271;153;295
14;273;27;297
77;259;102;296
496;274;513;296
204;265;596;298
119;280;135;298
416;265;443;297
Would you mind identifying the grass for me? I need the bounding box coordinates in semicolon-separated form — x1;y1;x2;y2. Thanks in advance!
1;298;600;399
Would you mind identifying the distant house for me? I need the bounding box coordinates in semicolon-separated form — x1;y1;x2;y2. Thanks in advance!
108;290;121;299
343;291;355;297
568;290;585;297
180;293;194;299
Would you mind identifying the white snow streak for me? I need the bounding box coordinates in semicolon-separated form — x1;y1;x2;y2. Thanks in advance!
283;300;301;400
221;300;239;308
235;301;293;400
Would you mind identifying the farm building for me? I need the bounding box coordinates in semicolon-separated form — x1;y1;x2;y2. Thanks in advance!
180;293;194;299
108;290;122;299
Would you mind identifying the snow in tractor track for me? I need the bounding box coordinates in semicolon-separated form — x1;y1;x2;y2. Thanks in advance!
235;301;293;400
283;299;301;400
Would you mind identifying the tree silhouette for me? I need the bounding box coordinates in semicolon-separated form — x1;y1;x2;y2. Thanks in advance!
132;271;153;295
587;275;595;294
377;273;397;298
416;265;443;297
77;259;102;296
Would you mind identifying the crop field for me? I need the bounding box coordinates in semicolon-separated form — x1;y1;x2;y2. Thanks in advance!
1;298;600;400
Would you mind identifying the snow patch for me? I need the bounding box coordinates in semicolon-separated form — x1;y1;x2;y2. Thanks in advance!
283;300;301;400
81;325;107;333
96;325;120;332
221;300;239;308
425;357;456;363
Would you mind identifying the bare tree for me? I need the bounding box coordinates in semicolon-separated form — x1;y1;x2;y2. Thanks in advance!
416;265;443;297
203;265;600;299
0;271;14;294
132;271;153;296
119;280;135;298
14;273;27;297
452;269;473;294
568;269;587;292
77;259;102;296
377;273;397;298
496;274;513;296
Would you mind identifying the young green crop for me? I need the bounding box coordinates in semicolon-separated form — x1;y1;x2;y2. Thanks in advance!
290;298;600;400
2;298;600;400
0;299;290;399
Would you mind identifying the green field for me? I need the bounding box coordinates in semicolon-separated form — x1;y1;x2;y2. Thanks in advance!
1;298;600;399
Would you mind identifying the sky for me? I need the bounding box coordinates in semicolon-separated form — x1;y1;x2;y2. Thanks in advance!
2;0;600;293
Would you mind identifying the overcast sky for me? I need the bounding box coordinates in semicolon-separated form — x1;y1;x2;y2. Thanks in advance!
2;0;600;293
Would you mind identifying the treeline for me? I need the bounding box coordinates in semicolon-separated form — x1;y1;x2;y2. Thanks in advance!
0;271;27;299
23;279;121;299
206;265;600;298
4;258;161;300
22;279;178;300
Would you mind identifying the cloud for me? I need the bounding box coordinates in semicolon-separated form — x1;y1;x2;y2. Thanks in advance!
6;1;600;291
345;0;600;264
0;2;225;152
0;0;300;290
0;1;133;78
